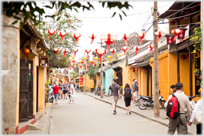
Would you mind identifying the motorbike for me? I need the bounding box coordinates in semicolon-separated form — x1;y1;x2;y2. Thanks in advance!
49;93;54;103
138;94;166;110
95;86;101;96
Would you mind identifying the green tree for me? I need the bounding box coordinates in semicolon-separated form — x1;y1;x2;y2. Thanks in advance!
3;1;133;27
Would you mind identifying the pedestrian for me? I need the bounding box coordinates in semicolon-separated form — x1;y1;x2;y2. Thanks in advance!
53;83;59;104
58;82;62;99
123;83;133;115
108;78;120;115
76;84;79;93
68;82;71;99
165;82;192;134
69;81;75;104
132;79;139;105
187;97;203;135
62;81;68;99
48;83;52;103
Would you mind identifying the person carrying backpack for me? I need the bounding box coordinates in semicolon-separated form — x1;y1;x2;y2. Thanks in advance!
165;82;192;134
108;78;120;115
123;83;133;115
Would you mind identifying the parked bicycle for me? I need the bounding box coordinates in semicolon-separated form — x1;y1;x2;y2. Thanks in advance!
95;86;101;96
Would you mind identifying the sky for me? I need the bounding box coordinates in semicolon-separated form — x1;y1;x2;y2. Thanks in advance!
41;1;175;63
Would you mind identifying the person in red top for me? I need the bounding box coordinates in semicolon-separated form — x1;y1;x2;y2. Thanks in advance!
53;83;59;104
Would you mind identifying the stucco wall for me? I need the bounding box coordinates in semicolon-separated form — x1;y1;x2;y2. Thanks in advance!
2;14;20;134
121;62;131;93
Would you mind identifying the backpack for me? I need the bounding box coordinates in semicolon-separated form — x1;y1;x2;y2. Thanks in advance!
124;88;132;98
166;93;180;119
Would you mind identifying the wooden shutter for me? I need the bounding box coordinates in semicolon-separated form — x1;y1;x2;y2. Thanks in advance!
19;58;29;122
28;60;33;119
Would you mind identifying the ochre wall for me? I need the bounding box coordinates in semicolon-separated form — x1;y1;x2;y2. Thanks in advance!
121;62;131;93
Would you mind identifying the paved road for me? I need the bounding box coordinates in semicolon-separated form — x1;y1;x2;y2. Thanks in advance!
49;92;168;135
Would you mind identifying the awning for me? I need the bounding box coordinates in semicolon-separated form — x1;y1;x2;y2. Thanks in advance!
137;60;150;68
159;1;200;19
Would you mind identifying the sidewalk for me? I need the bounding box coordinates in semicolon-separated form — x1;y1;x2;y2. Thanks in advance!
83;92;196;135
23;107;52;135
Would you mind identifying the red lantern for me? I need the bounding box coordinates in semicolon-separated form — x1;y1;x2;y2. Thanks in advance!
59;31;66;42
79;65;82;68
137;32;145;43
165;34;174;44
95;48;107;62
53;48;59;56
81;61;84;65
85;49;91;58
110;48;116;57
170;21;175;25
122;33;129;45
179;17;184;20
181;54;187;64
121;46;128;55
72;60;75;63
91;61;94;64
172;28;181;41
87;65;90;68
100;33;117;50
154;31;162;43
134;46;139;55
22;48;30;63
177;28;187;39
47;30;55;40
186;54;189;59
73;48;78;57
88;34;97;44
103;59;105;62
94;63;97;66
74;67;76;69
71;65;74;68
73;33;81;44
132;68;135;72
149;45;153;53
62;49;68;57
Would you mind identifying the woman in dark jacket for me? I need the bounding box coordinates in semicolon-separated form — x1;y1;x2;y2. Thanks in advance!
122;83;133;115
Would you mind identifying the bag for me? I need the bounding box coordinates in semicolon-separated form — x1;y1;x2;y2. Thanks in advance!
124;88;132;98
166;93;180;119
192;102;202;124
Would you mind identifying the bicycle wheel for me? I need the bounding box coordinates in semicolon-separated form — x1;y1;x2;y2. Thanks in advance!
138;99;147;110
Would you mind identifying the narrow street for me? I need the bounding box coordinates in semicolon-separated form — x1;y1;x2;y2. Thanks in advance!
49;92;168;135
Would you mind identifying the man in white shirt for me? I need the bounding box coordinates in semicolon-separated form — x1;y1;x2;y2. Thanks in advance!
165;82;192;134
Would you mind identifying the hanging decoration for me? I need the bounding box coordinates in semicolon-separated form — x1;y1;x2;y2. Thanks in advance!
78;60;81;64
88;34;97;44
154;31;162;43
110;48;116;57
53;48;59;56
121;46;128;55
134;46;139;55
137;31;145;43
107;55;112;59
177;28;187;39
95;57;99;60
81;61;84;64
100;33;118;50
172;28;181;41
85;49;91;57
62;49;68;57
22;48;30;63
73;33;81;44
149;45;154;53
59;31;66;42
165;34;174;44
103;59;105;62
94;63;97;66
73;48;78;57
181;54;187;65
122;33;129;45
47;30;55;40
170;21;175;25
72;60;75;63
71;65;74;68
118;54;122;57
84;57;87;60
87;65;90;68
95;47;107;62
74;67;76;69
132;68;135;72
79;65;82;68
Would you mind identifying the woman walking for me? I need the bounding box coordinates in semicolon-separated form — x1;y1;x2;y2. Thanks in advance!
122;83;133;114
69;81;76;104
53;83;59;104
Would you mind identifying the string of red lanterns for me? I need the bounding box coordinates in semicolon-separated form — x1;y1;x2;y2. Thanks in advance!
121;46;128;55
85;49;91;58
73;33;81;43
59;31;66;42
122;34;129;46
89;34;97;44
47;30;55;40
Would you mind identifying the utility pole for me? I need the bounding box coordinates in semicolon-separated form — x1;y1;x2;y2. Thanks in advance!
100;39;103;98
153;1;160;117
84;51;87;93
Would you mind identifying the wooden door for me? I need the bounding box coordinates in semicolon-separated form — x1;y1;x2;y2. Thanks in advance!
36;66;39;112
19;58;29;122
28;60;33;119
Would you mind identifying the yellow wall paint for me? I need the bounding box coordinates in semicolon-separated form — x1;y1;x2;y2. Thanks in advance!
121;62;131;93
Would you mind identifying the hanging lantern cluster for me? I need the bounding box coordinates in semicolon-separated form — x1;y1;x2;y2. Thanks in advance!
137;31;145;43
53;48;59;56
121;46;128;55
62;49;68;57
73;33;81;43
110;48;116;57
122;33;129;45
165;34;174;44
149;45;154;53
59;31;67;42
154;31;163;43
95;48;107;62
100;33;118;50
89;34;97;44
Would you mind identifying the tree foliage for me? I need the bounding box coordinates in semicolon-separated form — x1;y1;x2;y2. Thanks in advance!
3;1;133;27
